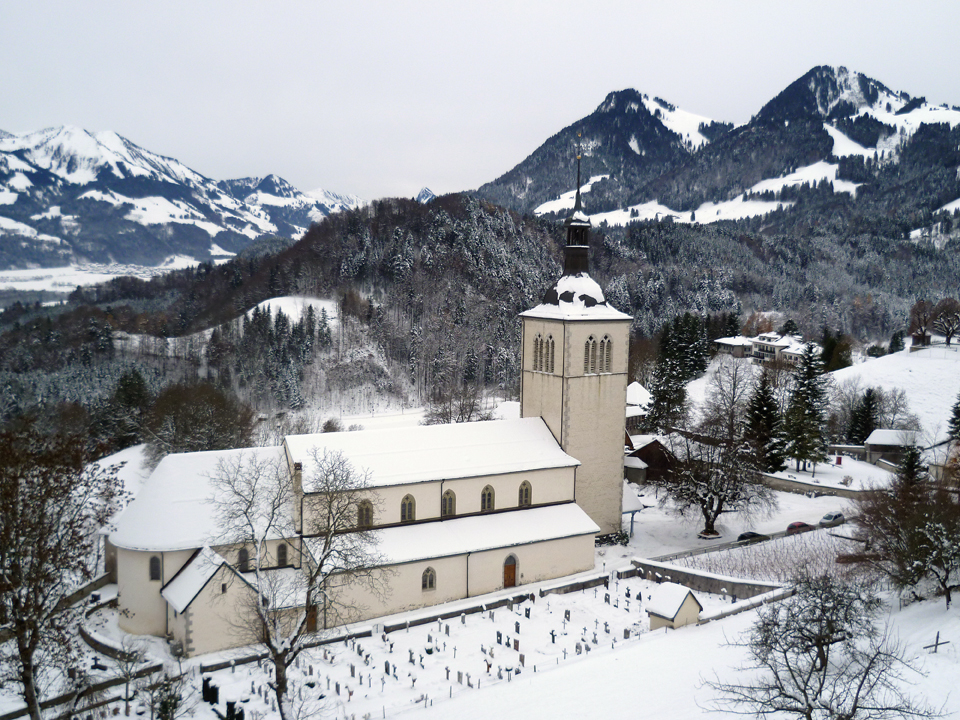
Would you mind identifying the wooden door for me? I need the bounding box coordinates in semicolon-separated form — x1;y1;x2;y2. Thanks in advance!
503;558;517;588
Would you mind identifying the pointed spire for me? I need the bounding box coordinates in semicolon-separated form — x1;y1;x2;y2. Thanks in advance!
573;133;583;214
563;130;590;276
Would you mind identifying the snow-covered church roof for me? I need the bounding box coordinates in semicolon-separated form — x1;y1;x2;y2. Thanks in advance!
285;417;579;489
111;419;580;553
110;445;289;552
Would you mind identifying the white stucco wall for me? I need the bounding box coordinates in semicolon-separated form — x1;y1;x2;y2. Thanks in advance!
168;565;259;657
328;532;595;626
116;547;194;636
304;467;576;529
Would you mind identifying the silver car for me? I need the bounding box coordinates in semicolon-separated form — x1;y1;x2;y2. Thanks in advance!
819;511;845;527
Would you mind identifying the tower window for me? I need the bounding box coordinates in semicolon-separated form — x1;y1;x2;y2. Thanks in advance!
518;481;532;507
584;336;598;374
481;485;495;512
533;333;543;372
277;542;287;567
600;335;612;373
422;567;436;591
401;495;416;523
546;335;555;373
237;548;249;572
441;489;456;518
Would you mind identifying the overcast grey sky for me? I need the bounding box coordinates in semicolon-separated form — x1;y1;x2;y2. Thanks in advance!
3;0;959;201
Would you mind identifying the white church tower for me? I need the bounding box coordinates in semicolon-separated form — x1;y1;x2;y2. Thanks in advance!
519;158;631;535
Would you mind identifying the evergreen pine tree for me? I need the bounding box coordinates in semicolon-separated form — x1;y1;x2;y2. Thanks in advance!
848;387;881;444
784;343;829;473
888;330;905;354
644;323;687;432
744;370;787;472
723;311;742;338
948;391;960;443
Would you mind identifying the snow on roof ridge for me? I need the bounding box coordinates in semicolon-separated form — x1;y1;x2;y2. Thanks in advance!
161;547;230;613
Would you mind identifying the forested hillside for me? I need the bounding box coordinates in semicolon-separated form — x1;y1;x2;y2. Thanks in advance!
3;187;958;448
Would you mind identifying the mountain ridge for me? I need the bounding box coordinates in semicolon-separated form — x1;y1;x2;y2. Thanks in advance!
476;66;960;239
0;127;362;269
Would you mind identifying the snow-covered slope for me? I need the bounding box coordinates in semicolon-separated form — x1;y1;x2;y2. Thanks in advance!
829;346;960;445
0;127;361;268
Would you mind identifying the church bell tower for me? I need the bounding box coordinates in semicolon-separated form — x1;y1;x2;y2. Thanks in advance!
519;149;631;535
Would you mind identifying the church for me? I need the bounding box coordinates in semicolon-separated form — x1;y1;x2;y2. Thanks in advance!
108;178;631;657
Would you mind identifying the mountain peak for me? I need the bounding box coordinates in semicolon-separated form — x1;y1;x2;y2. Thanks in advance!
597;89;647;114
756;66;901;124
416;187;436;204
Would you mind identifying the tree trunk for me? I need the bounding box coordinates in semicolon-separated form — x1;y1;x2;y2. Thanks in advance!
17;642;43;720
272;654;290;720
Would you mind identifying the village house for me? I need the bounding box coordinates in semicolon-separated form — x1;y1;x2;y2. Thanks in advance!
864;429;920;465
109;172;632;657
715;332;815;366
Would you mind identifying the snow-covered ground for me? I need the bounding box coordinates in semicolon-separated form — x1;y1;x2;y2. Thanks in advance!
766;456;893;492
407;590;958;720
831;346;960;445
0;256;223;294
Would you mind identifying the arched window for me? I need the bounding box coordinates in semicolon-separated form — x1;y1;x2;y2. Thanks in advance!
357;500;374;528
149;556;161;581
401;495;416;523
546;335;555;373
518;481;532;507
441;489;456;518
481;485;495;512
584;336;597;374
600;335;612;372
421;567;436;591
276;543;287;567
237;548;249;573
533;333;543;372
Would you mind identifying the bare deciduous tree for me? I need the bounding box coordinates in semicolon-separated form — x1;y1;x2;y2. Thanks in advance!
656;434;777;537
708;574;940;720
932;297;960;346
699;356;756;441
212;448;386;720
0;423;124;720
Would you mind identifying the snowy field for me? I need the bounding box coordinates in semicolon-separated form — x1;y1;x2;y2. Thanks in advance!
0;256;223;295
688;346;960;447
408;592;958;720
766;456;894;492
831;346;960;445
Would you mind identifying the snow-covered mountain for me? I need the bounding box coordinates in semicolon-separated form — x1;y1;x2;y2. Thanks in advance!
0;127;362;269
415;187;437;204
217;175;363;238
479;67;960;236
476;88;728;215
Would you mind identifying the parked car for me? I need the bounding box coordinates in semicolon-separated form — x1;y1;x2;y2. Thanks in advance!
819;511;845;527
786;521;814;535
736;531;770;544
